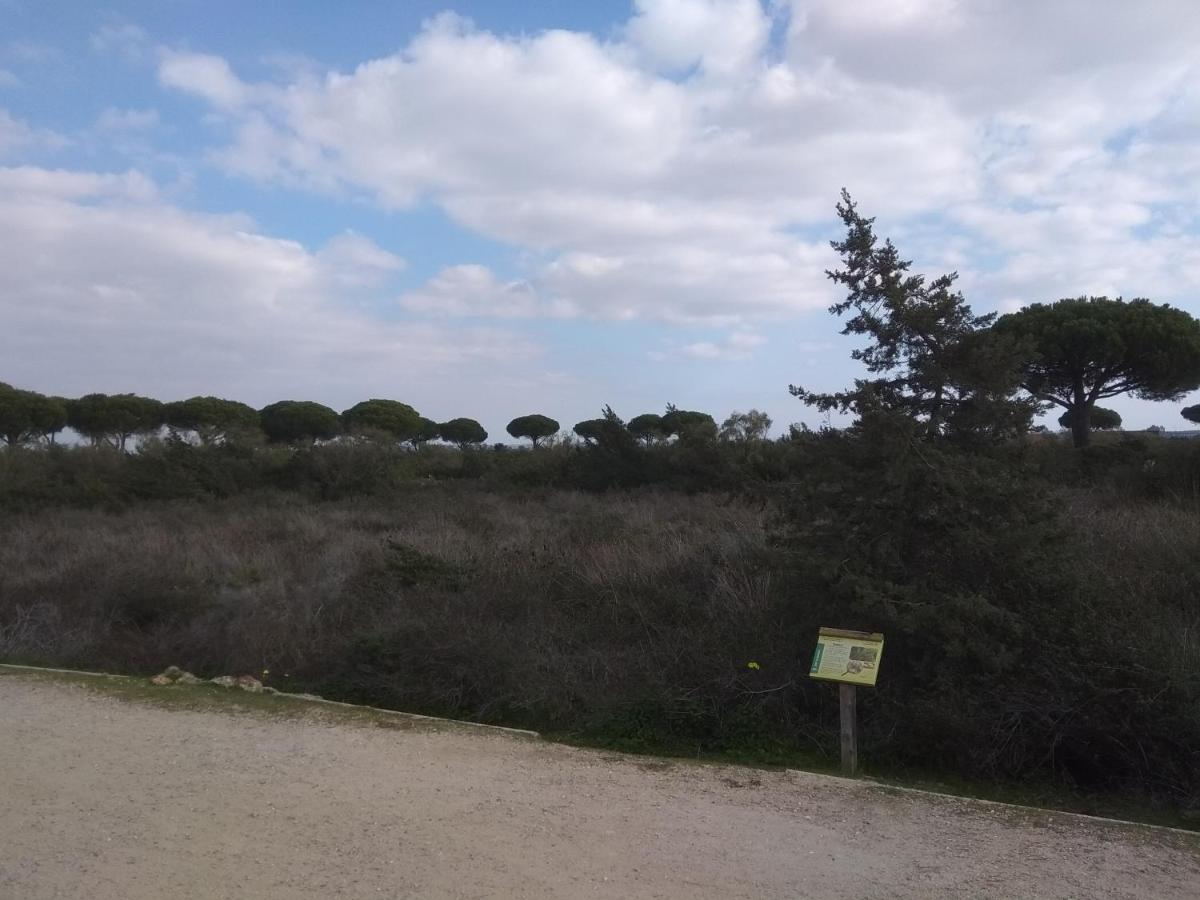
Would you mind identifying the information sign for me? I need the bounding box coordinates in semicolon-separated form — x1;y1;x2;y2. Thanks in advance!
809;627;884;687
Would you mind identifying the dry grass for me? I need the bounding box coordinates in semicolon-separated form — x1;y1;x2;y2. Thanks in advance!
2;484;1199;810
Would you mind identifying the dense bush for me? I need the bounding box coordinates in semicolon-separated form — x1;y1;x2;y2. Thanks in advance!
1;484;1197;813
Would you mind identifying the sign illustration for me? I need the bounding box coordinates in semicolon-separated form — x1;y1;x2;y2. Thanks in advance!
809;627;884;687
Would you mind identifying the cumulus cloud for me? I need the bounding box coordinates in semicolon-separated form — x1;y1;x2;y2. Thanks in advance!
154;0;1200;324
0;165;537;413
0;109;66;159
151;1;1200;327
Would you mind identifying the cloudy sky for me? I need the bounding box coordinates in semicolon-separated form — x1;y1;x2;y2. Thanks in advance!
2;0;1199;436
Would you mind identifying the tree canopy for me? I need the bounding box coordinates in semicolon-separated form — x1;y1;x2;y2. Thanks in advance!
791;190;1034;445
627;413;667;443
438;417;487;448
342;399;421;442
661;406;717;443
68;393;164;449
1058;406;1121;432
1183;404;1200;425
995;297;1200;447
506;414;559;447
164;396;261;444
259;400;341;444
409;416;441;447
0;384;68;447
719;409;772;442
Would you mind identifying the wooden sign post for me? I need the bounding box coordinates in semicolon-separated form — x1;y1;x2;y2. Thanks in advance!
809;627;884;777
839;683;857;776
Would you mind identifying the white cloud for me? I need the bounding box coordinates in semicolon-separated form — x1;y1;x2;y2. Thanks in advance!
625;0;771;75
146;2;1200;327
0;109;67;159
652;330;767;361
0;166;538;416
0;68;17;88
399;265;542;318
158;50;250;108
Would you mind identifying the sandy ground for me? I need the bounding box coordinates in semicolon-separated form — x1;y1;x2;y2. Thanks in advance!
1;672;1197;900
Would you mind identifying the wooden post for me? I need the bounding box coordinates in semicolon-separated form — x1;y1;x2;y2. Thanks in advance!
839;683;858;776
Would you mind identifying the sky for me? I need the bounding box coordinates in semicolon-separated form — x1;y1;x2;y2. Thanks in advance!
2;0;1199;438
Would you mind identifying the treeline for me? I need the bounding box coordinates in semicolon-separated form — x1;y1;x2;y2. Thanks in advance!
0;382;780;454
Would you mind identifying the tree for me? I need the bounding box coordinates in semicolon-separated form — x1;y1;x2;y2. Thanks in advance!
661;405;718;443
791;190;1035;444
409;416;441;448
67;393;164;450
164;396;261;444
719;409;773;442
506;414;560;447
438;417;487;449
1058;406;1121;432
342;399;421;442
627;413;667;443
259;400;341;444
0;385;69;447
573;418;606;444
573;406;634;450
994;297;1200;448
1180;404;1200;425
27;394;68;444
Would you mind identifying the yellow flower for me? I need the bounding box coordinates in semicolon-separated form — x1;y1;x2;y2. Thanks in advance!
747;661;761;670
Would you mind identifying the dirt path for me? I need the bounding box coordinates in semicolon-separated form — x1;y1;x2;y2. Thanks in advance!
1;672;1197;900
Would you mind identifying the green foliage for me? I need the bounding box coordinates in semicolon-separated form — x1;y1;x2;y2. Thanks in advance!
661;405;718;443
0;384;67;446
1058;406;1122;431
341;399;421;442
791;190;1035;444
573;418;607;444
505;414;560;447
719;409;772;442
259;400;341;444
995;297;1200;447
67;393;164;450
1182;404;1200;425
410;416;441;447
164;396;261;444
627;413;667;443
438;417;487;448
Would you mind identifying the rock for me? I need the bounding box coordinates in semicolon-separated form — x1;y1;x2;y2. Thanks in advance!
177;672;204;685
210;675;237;688
234;675;264;693
150;674;172;686
161;666;184;679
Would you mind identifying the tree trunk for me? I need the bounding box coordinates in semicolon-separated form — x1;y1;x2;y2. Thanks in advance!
1071;379;1090;448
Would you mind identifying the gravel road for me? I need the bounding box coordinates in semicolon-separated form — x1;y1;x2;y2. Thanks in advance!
1;670;1197;899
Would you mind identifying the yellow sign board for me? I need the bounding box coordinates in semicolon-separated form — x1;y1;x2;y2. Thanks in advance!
809;627;884;687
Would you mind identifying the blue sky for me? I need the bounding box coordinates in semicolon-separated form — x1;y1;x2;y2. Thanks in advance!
2;0;1199;438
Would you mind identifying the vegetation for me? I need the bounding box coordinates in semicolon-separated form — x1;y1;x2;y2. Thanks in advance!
68;393;165;450
342;399;421;442
2;192;1200;819
505;414;559;447
0;383;67;446
1183;404;1200;425
438;417;488;449
995;297;1200;447
164;396;260;445
1059;406;1122;431
260;400;342;444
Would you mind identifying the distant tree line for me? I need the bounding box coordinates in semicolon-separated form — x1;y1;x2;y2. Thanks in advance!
0;381;788;457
